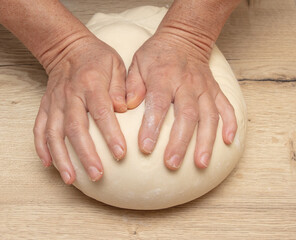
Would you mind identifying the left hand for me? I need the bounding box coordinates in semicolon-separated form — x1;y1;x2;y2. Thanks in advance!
126;32;237;170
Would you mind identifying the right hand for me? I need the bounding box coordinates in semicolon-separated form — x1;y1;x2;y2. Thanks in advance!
33;34;127;184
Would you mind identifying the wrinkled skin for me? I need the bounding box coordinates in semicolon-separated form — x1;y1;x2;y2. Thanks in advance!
126;32;237;170
0;0;240;185
34;31;238;184
33;35;127;184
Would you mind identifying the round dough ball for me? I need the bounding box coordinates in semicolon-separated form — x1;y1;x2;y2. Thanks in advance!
63;6;247;210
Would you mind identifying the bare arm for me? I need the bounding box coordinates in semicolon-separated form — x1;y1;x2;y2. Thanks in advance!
0;0;91;72
157;0;240;62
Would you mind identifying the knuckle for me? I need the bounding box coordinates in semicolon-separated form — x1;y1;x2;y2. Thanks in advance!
150;100;169;113
146;92;170;113
110;84;125;95
180;106;198;122
77;150;92;162
207;112;219;124
65;120;82;137
45;127;59;142
92;106;112;122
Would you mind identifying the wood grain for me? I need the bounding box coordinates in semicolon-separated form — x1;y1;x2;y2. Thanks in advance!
1;0;296;239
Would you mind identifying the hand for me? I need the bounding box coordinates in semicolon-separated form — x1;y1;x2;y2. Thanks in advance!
33;35;127;184
126;32;237;170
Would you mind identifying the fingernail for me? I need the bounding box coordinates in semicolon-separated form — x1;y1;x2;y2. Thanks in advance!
142;138;155;154
88;166;103;182
127;93;135;104
113;144;124;160
228;132;235;144
119;104;127;112
166;154;181;169
114;96;127;112
115;96;125;103
61;171;71;184
200;153;210;168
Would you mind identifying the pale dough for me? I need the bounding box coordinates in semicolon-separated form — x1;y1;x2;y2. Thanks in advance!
63;6;247;210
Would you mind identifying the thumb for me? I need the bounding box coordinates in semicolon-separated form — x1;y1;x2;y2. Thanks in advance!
126;58;146;109
109;62;127;113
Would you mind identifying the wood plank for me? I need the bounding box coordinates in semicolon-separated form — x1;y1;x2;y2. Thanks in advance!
1;68;296;239
0;0;295;80
61;0;174;23
248;0;296;9
1;0;296;239
218;0;296;80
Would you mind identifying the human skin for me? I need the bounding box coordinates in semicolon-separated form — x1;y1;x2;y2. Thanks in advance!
0;0;127;184
126;0;240;169
0;0;240;184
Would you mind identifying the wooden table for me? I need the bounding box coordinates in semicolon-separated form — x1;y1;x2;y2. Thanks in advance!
1;0;296;239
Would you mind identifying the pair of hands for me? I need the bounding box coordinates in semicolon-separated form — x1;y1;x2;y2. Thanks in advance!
33;29;237;185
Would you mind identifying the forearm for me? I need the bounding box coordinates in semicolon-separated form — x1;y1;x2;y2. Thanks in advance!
0;0;91;72
158;0;240;59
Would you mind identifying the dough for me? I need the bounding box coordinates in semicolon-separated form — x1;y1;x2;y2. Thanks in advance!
63;6;247;210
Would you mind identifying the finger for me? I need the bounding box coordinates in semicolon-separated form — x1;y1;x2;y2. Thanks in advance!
126;58;146;109
65;96;104;182
46;106;75;185
86;86;126;161
194;93;219;169
109;61;127;113
139;83;172;154
164;86;198;170
215;91;237;144
33;105;52;167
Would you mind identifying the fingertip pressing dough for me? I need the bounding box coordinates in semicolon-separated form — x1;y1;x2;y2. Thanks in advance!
62;6;247;210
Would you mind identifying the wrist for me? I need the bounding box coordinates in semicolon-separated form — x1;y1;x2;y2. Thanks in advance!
157;0;240;58
38;30;93;74
0;0;92;73
156;25;215;63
